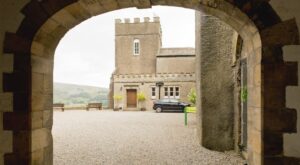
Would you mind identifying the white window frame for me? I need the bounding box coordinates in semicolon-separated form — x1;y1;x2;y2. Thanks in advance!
164;86;180;99
169;87;174;98
164;87;168;98
133;39;140;55
151;87;156;99
175;87;180;99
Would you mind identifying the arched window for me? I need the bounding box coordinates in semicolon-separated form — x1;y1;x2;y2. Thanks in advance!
133;39;140;55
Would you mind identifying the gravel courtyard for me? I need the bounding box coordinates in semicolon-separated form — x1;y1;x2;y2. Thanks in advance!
53;110;245;165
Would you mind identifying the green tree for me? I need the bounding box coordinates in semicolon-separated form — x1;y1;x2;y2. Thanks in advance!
187;88;196;106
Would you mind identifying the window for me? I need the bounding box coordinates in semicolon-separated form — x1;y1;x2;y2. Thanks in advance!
133;39;140;55
164;86;180;99
170;87;174;98
151;87;156;99
164;87;168;98
175;87;180;99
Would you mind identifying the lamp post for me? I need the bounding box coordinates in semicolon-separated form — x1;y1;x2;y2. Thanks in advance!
156;82;164;99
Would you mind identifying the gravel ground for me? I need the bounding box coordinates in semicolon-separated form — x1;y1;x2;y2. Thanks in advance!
53;110;245;165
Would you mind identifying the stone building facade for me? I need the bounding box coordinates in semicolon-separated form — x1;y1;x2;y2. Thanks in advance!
110;17;196;110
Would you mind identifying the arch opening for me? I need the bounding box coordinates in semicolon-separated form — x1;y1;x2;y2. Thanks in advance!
30;2;262;164
3;0;299;165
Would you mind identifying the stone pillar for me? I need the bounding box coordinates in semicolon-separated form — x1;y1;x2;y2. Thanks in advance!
196;12;238;151
258;18;299;164
261;46;298;164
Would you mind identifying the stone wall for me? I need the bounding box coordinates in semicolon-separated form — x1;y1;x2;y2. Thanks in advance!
269;0;300;159
113;73;196;110
113;81;195;110
115;18;161;74
0;1;30;164
196;12;238;151
156;56;195;73
283;46;300;158
113;73;195;83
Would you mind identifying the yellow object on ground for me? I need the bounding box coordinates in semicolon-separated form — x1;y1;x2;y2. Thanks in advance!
184;107;196;126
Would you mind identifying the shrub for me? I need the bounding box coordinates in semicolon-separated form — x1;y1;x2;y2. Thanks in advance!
187;88;196;106
113;94;123;101
137;92;146;101
241;87;247;103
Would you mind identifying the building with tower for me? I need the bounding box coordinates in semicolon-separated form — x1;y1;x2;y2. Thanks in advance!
109;17;196;111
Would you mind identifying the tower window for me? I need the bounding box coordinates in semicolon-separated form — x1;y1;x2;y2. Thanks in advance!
133;39;140;55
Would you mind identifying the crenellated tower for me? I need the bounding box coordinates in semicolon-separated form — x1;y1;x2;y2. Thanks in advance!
114;17;162;74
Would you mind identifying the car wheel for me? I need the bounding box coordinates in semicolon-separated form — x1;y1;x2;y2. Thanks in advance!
156;107;162;113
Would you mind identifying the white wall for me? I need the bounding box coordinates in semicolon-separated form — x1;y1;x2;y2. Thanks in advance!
270;0;300;158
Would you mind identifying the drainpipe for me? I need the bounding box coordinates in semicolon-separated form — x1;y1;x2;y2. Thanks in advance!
156;82;164;99
159;87;161;99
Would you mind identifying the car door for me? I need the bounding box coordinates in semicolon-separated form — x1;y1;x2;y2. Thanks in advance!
162;99;172;110
169;99;181;111
159;99;170;110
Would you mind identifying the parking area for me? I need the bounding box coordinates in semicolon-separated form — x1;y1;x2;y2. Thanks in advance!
53;110;245;165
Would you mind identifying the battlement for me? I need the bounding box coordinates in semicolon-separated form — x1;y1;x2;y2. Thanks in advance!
112;73;195;83
115;17;160;24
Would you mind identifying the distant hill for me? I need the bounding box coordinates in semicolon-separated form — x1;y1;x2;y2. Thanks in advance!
53;82;109;106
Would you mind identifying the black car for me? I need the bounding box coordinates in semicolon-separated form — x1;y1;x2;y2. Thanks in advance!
153;98;190;113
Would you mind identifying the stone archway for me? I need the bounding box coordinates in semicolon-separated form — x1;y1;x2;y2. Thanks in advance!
2;0;299;164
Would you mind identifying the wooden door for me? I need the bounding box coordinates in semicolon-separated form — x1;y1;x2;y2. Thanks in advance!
127;89;137;108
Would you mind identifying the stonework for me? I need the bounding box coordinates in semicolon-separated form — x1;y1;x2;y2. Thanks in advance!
114;17;161;75
111;17;196;111
283;46;300;158
196;12;238;151
157;48;195;73
113;73;196;110
0;0;300;165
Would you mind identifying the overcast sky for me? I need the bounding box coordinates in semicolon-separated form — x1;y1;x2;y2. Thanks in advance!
54;6;195;88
